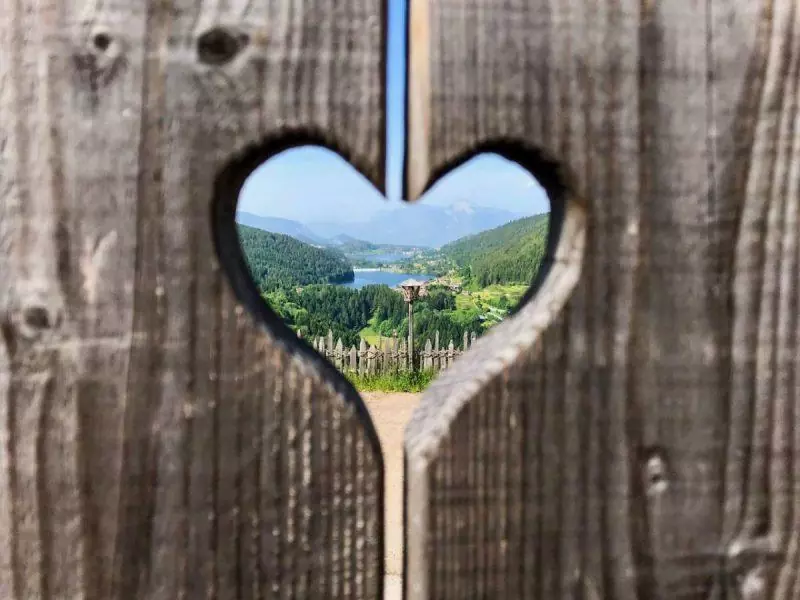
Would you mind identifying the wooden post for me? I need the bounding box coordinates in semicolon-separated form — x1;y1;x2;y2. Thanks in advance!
407;301;414;371
432;330;440;371
334;338;343;370
423;339;433;371
398;340;407;372
383;338;392;374
358;339;368;376
349;346;358;373
392;331;399;373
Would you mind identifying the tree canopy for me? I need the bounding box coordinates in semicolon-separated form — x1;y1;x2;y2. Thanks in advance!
237;225;354;289
441;214;549;286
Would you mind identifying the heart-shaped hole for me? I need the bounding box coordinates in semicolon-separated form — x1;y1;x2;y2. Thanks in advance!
233;145;550;391
214;140;553;587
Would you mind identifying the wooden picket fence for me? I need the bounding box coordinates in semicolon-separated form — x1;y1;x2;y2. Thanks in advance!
304;330;477;375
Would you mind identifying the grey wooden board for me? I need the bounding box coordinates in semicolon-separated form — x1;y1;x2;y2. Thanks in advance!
404;1;800;599
0;1;385;598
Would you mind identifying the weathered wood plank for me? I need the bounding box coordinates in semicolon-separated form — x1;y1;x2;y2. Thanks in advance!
0;1;386;598
405;1;799;598
719;3;800;598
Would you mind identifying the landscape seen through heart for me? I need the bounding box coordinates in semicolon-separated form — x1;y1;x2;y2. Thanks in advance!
235;0;550;394
236;146;550;393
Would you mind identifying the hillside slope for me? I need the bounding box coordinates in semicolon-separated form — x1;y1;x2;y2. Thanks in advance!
237;225;354;289
441;213;549;286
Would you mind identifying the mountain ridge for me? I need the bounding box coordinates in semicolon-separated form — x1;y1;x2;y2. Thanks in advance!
309;202;526;247
239;201;527;248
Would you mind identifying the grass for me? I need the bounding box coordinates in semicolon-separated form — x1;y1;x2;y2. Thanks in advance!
358;325;382;347
455;293;479;311
455;284;526;307
346;369;435;393
475;283;528;302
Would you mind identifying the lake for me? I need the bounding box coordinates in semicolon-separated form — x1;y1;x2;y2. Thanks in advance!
342;270;434;290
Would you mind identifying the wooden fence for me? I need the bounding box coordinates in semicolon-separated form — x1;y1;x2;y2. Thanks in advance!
305;330;478;375
3;1;798;599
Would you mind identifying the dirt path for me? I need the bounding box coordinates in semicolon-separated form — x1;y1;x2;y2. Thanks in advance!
361;391;422;598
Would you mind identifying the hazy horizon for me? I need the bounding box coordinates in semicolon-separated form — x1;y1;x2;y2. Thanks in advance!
237;0;550;225
237;155;545;227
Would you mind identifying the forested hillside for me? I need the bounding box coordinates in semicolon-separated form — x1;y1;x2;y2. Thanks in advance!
237;225;354;288
441;214;549;286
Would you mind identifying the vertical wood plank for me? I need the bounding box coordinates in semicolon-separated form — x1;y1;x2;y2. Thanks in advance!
404;0;799;598
0;0;387;598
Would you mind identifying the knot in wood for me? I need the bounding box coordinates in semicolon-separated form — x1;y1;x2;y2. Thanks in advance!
87;28;122;63
16;304;62;340
197;27;249;66
92;31;113;53
726;536;782;598
642;446;669;495
73;28;124;88
739;568;768;600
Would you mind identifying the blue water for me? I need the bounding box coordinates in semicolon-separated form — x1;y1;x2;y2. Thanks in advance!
342;270;434;290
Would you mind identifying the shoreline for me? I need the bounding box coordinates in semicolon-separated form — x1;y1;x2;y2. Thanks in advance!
350;267;438;280
353;267;435;276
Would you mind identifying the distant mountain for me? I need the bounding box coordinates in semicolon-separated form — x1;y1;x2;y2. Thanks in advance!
236;212;327;245
237;225;353;288
442;214;550;286
309;202;524;247
305;221;356;240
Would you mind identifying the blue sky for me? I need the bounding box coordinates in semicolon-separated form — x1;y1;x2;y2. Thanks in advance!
237;0;549;224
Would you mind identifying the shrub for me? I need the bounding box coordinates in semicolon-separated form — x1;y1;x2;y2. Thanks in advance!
346;370;435;393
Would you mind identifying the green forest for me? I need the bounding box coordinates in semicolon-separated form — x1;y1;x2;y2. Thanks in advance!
239;213;549;362
263;283;480;351
238;225;354;288
441;214;549;287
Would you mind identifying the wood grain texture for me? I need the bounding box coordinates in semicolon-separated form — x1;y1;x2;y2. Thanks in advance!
404;0;799;598
0;1;385;598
